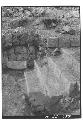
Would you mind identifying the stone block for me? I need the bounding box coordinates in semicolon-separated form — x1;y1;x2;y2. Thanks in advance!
7;61;27;69
8;53;16;61
59;36;70;48
71;37;80;47
47;37;59;48
16;53;28;61
15;46;27;54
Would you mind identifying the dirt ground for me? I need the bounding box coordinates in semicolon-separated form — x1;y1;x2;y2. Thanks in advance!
2;47;80;116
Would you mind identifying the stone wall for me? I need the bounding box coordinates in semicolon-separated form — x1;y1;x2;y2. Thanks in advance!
47;35;80;48
2;46;35;69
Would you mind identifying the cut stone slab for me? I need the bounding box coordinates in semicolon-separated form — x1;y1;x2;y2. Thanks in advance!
7;61;27;69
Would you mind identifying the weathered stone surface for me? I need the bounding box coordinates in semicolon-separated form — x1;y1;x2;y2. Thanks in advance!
47;37;59;48
29;92;50;108
59;36;70;48
29;46;35;54
47;35;80;48
8;48;14;55
7;61;27;69
15;46;27;54
16;54;23;61
71;37;80;47
8;53;16;61
16;53;28;61
2;45;36;68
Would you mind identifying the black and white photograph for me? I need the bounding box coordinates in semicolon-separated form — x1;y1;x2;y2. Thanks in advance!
1;6;81;119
